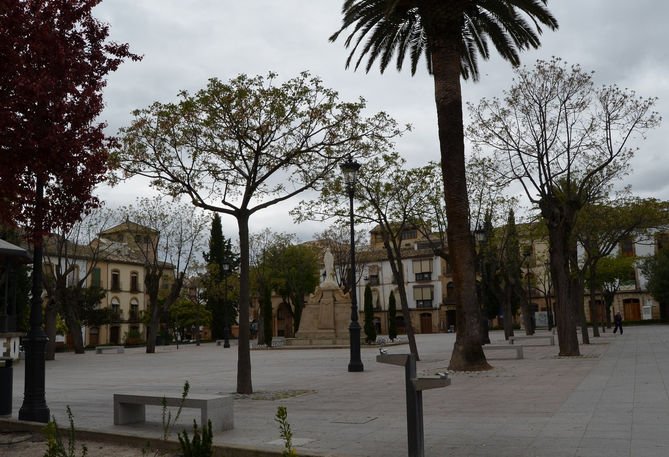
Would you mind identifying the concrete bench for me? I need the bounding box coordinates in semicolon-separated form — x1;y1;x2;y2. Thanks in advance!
508;335;555;346
95;346;124;354
113;392;233;431
484;345;524;359
271;337;286;347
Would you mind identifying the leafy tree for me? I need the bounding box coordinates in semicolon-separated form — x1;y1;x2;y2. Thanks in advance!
115;72;401;394
596;255;636;327
203;214;239;340
576;198;669;337
249;230;294;346
388;291;397;341
468;59;659;356
119;197;207;354
169;296;212;340
0;0;138;422
296;153;422;359
363;284;376;343
272;244;320;334
642;249;669;320
330;0;557;371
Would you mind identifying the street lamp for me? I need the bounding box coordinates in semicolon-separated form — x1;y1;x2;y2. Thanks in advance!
222;262;231;348
473;225;490;344
341;155;363;372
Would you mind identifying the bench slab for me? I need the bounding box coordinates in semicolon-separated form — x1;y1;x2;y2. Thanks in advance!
113;392;233;431
96;346;124;354
484;345;524;359
508;335;555;346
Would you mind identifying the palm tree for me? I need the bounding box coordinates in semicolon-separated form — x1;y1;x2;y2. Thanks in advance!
330;0;558;371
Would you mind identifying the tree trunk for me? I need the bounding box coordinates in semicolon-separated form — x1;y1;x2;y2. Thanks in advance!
588;272;600;338
573;277;589;344
383;241;419;360
44;300;57;360
503;284;514;340
237;213;252;394
545;210;580;356
146;300;160;353
63;305;85;353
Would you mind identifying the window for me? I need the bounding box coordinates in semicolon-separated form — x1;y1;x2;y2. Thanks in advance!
111;297;121;321
401;229;417;240
413;259;433;281
446;282;455;299
91;268;101;288
130;298;139;321
368;275;379;286
414;286;433;308
620;238;635;257
130;272;139;293
66;265;80;287
111;270;120;291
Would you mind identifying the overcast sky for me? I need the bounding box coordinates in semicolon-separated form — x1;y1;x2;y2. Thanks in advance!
93;1;669;242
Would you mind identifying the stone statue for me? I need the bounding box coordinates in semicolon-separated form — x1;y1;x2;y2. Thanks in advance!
323;247;335;283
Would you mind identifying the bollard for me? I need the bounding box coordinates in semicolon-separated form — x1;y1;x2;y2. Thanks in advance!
377;352;450;457
0;357;13;416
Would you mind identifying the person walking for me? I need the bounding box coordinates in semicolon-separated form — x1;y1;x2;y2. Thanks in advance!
613;311;624;334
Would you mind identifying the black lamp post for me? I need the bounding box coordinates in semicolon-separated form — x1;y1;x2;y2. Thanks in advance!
19;226;50;422
222;262;231;348
341;155;363;373
473;225;490;345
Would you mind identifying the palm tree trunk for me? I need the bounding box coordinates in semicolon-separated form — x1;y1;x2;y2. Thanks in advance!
431;39;489;371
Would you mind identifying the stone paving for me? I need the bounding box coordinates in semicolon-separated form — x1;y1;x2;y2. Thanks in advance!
3;326;669;456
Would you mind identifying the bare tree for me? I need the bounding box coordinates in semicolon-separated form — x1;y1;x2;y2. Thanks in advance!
42;207;117;357
468;58;659;356
119;197;206;354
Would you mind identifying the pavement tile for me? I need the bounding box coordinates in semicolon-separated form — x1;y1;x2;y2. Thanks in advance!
4;326;669;457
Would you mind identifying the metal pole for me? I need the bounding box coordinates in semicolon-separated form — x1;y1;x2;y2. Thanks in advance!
348;186;363;372
19;177;50;423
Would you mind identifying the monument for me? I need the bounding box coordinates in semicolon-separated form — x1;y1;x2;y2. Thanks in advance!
287;248;357;346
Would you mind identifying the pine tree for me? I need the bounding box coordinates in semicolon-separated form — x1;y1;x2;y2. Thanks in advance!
363;284;376;343
388;292;397;341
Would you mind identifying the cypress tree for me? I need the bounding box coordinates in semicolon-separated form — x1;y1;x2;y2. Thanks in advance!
388;292;398;340
363;284;376;343
204;214;225;339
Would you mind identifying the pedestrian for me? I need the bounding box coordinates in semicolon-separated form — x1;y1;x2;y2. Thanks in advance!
613;311;623;334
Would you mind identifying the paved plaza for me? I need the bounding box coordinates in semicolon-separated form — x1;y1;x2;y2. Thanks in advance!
3;325;669;456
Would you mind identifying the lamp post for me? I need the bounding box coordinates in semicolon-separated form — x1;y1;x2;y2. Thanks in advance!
222;262;231;348
341;155;363;372
473;226;490;345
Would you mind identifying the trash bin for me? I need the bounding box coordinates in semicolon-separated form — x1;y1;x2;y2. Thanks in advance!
0;357;12;416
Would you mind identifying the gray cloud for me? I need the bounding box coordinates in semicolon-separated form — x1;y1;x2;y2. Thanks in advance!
95;1;669;240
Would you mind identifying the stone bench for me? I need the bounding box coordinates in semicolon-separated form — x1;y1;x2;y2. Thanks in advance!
113;392;233;431
95;346;124;354
484;345;524;359
508;335;555;346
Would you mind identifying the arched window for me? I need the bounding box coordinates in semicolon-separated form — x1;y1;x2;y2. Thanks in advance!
130;298;139;321
111;269;121;291
130;271;139;292
446;282;455;298
111;297;121;321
